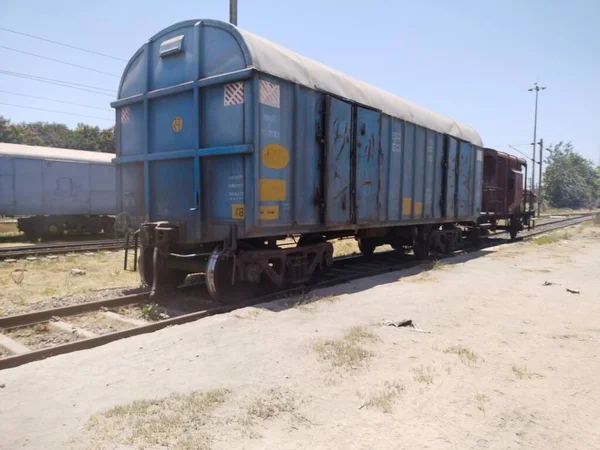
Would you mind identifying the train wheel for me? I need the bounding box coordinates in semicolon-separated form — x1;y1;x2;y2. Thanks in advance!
469;227;481;247
412;235;431;260
443;236;455;254
45;222;63;239
358;238;376;257
509;218;520;241
206;246;251;304
139;248;187;290
138;249;154;287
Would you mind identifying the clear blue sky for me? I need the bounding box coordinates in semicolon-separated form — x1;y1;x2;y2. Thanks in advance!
1;0;599;164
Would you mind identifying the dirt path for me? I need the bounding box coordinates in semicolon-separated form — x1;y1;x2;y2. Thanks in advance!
1;227;599;450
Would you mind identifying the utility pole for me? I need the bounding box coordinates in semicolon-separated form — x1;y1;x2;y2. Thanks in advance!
537;139;543;217
230;0;238;26
528;82;546;212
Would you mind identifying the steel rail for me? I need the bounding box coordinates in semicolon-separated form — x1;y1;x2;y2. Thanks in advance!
0;240;125;260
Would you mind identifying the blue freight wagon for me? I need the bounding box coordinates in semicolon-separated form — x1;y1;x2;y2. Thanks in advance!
0;143;116;239
112;19;484;300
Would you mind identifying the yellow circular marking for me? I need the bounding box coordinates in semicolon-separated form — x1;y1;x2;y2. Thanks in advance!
172;116;183;133
262;143;289;169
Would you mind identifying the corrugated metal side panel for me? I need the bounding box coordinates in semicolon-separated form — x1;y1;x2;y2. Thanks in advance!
150;159;195;223
0;157;15;216
324;96;352;226
292;86;322;226
256;75;293;229
120;163;145;225
424;130;435;219
150;92;195;154
401;123;415;219
413;126;426;219
445;137;458;218
474;147;483;215
90;164;117;215
379;115;391;221
42;160;90;215
433;133;444;218
457;141;473;218
199;78;249;241
387;119;403;221
14;159;43;215
355;107;381;224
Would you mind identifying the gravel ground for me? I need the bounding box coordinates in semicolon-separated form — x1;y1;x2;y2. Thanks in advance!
0;224;598;450
0;250;140;317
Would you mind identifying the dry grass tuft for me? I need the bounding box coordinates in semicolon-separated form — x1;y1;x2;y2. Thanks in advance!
552;333;587;341
313;326;380;370
294;294;337;310
522;268;552;273
534;231;571;245
426;259;446;271
512;364;532;380
245;387;298;421
77;389;229;450
411;365;435;385
359;380;405;413
475;393;489;413
444;345;479;365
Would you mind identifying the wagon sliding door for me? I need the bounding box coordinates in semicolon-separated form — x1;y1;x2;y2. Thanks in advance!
443;135;458;219
354;107;381;224
443;136;476;220
324;96;352;226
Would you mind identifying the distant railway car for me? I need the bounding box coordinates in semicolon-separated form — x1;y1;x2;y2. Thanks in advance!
112;19;484;300
479;148;532;238
0;143;116;239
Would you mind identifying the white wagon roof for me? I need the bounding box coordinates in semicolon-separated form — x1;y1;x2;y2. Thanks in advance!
236;25;483;147
0;143;114;164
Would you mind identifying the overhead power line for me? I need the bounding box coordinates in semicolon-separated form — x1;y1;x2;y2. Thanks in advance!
0;27;128;62
0;45;120;77
0;102;114;122
0;90;112;111
0;70;116;97
0;70;116;92
508;144;534;162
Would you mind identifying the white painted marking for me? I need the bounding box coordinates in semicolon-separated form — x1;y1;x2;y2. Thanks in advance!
224;82;244;106
120;107;130;124
259;80;280;108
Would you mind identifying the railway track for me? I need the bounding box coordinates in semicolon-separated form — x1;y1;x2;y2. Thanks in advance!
0;212;595;370
0;239;125;260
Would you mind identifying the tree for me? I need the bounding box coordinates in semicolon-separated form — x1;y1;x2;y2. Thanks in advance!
597;166;600;205
543;141;598;208
0;115;115;153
